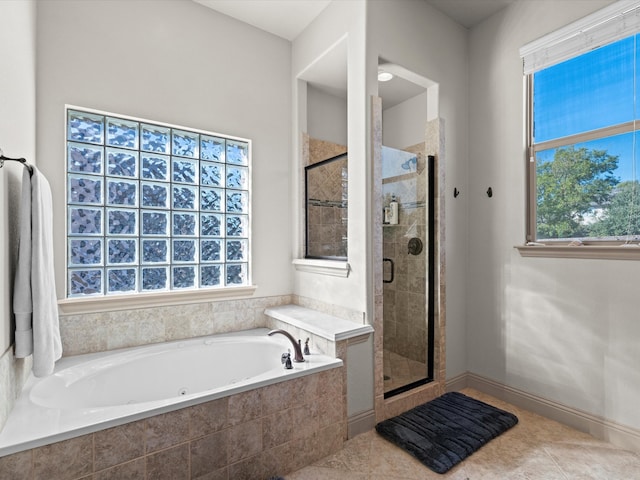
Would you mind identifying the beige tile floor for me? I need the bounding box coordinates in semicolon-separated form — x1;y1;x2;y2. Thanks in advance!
286;388;640;479
383;349;428;393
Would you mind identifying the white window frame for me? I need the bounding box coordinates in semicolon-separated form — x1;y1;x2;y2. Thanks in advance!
517;1;640;260
59;106;256;314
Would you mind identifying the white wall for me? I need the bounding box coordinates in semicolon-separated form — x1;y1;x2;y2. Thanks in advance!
368;0;470;378
294;4;470;384
292;1;369;316
0;0;36;355
36;0;293;300
293;0;373;420
292;1;469;421
382;91;428;149
0;0;36;430
307;85;348;146
468;0;640;429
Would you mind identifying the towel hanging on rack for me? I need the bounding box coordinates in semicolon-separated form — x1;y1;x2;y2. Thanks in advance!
13;166;62;376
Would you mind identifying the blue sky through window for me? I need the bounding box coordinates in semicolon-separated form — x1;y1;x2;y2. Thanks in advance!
534;34;639;183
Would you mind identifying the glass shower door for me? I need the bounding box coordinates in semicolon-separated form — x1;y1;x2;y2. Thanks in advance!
382;145;433;396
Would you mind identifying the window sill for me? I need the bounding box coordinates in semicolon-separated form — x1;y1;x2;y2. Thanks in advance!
515;244;640;260
292;258;350;277
58;285;258;315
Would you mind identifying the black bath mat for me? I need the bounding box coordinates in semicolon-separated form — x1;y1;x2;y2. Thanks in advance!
375;391;518;474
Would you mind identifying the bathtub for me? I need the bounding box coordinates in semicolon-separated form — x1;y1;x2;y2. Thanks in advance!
0;328;342;457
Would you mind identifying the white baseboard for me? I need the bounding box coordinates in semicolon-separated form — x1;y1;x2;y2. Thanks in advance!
348;409;375;439
446;372;640;453
444;372;468;393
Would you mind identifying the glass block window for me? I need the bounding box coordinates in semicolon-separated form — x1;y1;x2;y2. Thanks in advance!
66;107;250;296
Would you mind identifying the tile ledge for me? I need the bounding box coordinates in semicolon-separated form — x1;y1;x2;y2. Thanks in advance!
58;285;258;315
265;304;372;342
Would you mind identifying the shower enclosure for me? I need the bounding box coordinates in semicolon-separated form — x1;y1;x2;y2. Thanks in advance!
382;145;435;396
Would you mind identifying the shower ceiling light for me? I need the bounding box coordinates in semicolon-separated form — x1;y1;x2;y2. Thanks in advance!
378;70;394;82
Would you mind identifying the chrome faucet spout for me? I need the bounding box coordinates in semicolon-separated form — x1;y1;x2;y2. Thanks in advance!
268;329;305;362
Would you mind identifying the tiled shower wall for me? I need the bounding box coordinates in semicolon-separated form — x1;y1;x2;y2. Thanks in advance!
306;154;348;258
300;134;347;258
306;201;348;257
0;366;345;480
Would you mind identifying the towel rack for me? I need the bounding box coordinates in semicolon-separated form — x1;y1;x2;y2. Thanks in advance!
0;147;34;176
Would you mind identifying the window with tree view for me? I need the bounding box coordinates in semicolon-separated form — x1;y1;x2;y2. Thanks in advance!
66;108;250;296
530;33;640;243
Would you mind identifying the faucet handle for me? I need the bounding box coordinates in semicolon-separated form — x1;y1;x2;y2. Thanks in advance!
284;353;293;369
304;338;310;356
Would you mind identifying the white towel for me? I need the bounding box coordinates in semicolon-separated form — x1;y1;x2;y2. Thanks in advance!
13;167;62;377
13;168;33;357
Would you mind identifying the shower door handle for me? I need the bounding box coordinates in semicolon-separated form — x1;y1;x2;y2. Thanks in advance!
383;258;394;284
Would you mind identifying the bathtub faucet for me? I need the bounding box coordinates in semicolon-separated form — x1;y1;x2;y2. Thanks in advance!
267;329;305;362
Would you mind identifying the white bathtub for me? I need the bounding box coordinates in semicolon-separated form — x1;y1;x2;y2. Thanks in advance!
0;328;342;457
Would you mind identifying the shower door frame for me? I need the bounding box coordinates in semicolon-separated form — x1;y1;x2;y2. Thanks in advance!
381;153;436;399
372;95;446;423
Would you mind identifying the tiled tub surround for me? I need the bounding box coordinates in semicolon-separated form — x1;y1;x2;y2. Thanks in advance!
0;297;352;478
0;295;291;435
0;349;345;479
0;367;344;480
265;304;375;438
59;295;294;356
0;348;31;437
265;304;372;358
0;328;342;455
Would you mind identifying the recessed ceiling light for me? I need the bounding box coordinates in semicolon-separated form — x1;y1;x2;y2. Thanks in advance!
378;70;394;82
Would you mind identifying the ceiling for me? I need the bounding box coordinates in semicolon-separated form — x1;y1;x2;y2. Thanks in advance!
193;0;514;41
424;0;516;29
193;0;515;109
192;0;332;41
377;61;436;110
